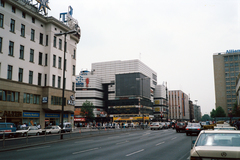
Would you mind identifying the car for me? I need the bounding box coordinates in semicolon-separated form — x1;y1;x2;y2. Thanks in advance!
175;122;187;133
185;123;202;136
42;125;61;134
149;122;163;130
59;122;72;132
0;122;17;138
16;126;42;136
214;123;237;130
166;122;171;128
160;122;168;129
190;130;240;159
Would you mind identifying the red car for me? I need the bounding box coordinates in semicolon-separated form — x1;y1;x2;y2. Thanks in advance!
175;122;187;133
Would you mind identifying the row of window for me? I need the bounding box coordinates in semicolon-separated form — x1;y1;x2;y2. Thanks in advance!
0;13;76;59
51;96;66;106
0;90;19;102
226;86;236;90
225;72;239;77
23;93;40;104
6;64;75;90
224;55;240;62
225;67;239;72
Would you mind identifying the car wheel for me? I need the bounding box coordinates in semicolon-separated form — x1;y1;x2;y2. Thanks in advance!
49;132;51;134
23;133;27;137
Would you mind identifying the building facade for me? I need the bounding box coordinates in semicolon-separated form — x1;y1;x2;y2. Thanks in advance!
213;50;240;115
193;104;201;122
0;0;80;127
168;90;190;121
75;59;158;123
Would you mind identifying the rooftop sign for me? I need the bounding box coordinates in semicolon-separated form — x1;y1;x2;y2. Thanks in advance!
226;49;240;54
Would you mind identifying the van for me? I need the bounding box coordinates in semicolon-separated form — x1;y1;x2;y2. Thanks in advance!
59;122;72;133
0;122;17;138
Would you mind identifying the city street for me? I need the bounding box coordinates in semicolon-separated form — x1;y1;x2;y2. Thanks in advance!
0;129;197;160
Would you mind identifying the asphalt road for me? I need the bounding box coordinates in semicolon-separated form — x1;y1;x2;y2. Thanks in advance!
0;129;198;160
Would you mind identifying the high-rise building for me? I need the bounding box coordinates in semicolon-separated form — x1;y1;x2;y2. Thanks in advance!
213;50;240;114
168;90;190;121
0;0;80;127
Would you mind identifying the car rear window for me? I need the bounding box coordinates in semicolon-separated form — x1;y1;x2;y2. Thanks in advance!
177;123;185;125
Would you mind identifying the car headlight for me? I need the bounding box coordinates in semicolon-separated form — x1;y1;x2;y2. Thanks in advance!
190;157;201;160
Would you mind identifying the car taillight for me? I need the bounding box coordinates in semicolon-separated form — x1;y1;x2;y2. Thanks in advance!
186;128;189;130
150;125;153;126
197;129;200;130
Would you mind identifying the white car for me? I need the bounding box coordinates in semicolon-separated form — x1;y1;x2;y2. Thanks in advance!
42;126;61;134
16;126;42;136
190;130;240;159
150;122;163;130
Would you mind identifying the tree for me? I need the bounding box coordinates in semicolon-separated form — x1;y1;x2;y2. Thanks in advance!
201;114;211;121
232;102;240;117
80;100;95;122
210;109;216;119
215;106;226;117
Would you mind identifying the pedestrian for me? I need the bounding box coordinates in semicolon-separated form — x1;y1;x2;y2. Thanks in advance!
236;119;240;130
21;123;26;128
37;123;41;129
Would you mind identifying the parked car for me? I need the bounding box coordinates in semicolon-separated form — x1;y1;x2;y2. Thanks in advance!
0;122;17;138
186;123;202;136
160;122;168;129
150;122;163;130
16;126;42;137
59;122;72;132
190;130;240;159
42;125;61;134
175;122;187;133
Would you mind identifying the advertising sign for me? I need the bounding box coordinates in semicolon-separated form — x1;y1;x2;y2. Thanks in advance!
23;112;39;118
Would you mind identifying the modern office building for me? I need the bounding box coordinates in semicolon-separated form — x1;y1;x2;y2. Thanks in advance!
0;0;80;127
213;50;240;115
193;104;201;122
168;90;190;121
75;59;159;123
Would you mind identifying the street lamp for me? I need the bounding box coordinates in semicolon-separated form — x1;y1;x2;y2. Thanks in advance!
136;77;149;129
54;30;76;139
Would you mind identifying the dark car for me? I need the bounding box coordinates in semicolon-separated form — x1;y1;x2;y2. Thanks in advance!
0;122;17;138
175;122;187;133
185;123;202;136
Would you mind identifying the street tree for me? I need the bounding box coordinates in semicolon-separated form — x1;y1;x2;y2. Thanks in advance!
210;109;216;119
215;106;226;117
80;100;95;122
232;102;240;117
201;114;212;121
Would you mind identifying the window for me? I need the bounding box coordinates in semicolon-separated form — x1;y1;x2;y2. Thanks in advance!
9;41;14;56
20;24;25;37
39;33;43;45
58;76;61;88
44;74;47;86
19;45;24;59
52;75;55;87
18;68;23;82
10;19;15;32
73;49;76;59
51;96;66;105
29;71;33;84
53;55;56;67
30;49;34;62
73;65;75;75
22;12;25;18
0;90;19;102
31;29;35;41
12;6;15;13
7;65;12;80
59;39;62;50
46;35;48;46
38;52;42;65
32;17;35;23
0;37;2;52
58;57;62;69
53;36;56;47
0;14;3;28
38;73;42;86
0;0;4;7
72;82;75;91
23;93;40;104
45;53;48;66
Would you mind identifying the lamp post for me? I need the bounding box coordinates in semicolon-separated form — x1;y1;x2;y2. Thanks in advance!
54;30;76;139
136;77;149;129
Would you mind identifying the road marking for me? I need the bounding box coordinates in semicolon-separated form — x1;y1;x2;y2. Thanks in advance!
171;137;177;140
126;149;144;157
75;140;94;143
116;141;129;145
72;147;100;155
108;136;119;139
17;146;50;151
156;141;165;146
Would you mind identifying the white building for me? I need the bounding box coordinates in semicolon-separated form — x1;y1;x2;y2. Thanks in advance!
168;90;190;121
0;0;80;127
75;59;158;122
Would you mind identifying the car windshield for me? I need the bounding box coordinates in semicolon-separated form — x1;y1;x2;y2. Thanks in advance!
195;133;240;147
188;123;200;127
214;127;235;130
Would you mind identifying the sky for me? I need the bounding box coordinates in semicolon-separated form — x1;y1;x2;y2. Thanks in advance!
47;0;240;115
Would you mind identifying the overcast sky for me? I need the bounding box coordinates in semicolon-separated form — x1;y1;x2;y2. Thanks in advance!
48;0;240;115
